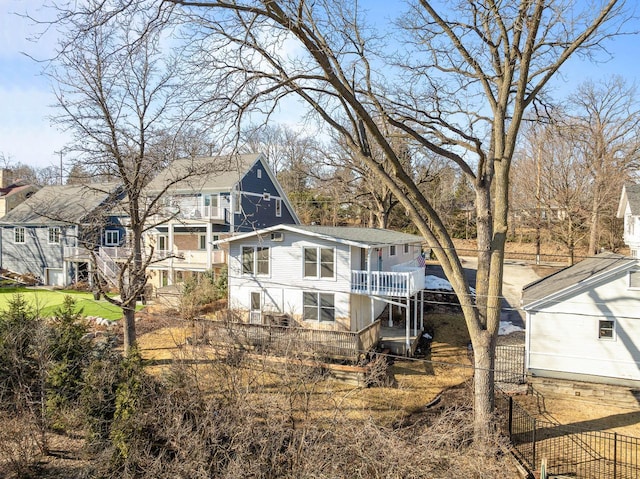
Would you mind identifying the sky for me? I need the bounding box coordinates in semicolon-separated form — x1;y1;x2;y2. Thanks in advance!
0;0;639;170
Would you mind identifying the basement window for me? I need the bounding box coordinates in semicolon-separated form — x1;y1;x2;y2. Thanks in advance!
598;320;615;340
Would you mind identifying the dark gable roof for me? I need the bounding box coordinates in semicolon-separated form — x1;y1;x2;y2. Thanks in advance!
625;184;640;215
291;225;423;246
145;153;261;193
0;183;122;225
522;252;634;306
222;224;424;248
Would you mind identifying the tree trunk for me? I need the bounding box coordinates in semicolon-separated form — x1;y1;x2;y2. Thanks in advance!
588;196;599;256
123;306;137;355
473;330;496;440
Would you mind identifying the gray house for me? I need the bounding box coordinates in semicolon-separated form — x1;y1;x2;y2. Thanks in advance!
0;183;124;286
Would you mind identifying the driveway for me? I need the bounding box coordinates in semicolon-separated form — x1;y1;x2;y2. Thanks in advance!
425;257;541;329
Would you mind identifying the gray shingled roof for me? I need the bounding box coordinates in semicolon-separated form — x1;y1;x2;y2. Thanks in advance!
280;225;423;246
522;252;634;306
0;183;122;225
625;184;640;215
145;154;261;193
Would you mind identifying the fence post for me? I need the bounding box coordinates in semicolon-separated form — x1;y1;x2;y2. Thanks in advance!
532;418;537;471
613;432;617;479
508;396;513;440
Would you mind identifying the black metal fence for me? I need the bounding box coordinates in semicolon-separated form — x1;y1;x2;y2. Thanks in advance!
497;391;640;478
495;345;526;384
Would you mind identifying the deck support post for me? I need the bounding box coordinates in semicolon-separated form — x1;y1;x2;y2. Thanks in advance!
206;222;212;270
405;296;410;355
168;222;175;285
420;290;424;330
388;302;393;327
413;293;418;336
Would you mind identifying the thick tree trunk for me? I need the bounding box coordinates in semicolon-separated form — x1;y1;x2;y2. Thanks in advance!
473;330;497;440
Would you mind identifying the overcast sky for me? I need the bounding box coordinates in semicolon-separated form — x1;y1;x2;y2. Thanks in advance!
1;0;638;170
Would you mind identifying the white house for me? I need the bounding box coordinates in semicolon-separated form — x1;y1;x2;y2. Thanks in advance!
617;184;640;257
522;252;640;387
219;224;427;354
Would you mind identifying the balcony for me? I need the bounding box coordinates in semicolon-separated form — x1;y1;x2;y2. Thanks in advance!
156;196;231;222
150;248;226;268
351;268;424;297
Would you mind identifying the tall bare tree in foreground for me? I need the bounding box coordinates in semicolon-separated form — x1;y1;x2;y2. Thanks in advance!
54;0;630;439
169;0;628;439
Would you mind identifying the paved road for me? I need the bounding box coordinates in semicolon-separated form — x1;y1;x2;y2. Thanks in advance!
425;257;542;329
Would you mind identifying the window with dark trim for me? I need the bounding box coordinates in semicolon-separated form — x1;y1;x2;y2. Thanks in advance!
390;245;396;256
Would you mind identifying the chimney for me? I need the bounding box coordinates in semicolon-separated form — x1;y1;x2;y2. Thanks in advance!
0;169;13;189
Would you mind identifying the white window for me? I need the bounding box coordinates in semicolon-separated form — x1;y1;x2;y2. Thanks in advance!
199;234;207;250
390;245;396;256
404;243;410;254
104;230;120;246
14;227;25;244
303;292;335;322
598;320;615;340
48;227;61;244
257;169;262;179
242;246;269;276
629;270;640;290
212;234;220;250
303;247;335;278
275;198;282;217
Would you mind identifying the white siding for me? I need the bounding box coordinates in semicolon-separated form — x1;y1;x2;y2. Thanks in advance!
527;271;640;384
227;232;353;330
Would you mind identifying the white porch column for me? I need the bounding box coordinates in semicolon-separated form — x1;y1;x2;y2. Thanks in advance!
370;297;375;324
206;222;212;270
413;294;418;336
366;248;372;295
420;290;424;330
168;222;175;285
405;296;410;355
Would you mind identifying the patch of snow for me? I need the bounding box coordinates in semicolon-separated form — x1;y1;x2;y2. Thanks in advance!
499;321;524;336
425;275;475;295
425;275;453;291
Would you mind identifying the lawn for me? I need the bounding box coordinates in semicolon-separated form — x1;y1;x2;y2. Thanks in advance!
0;287;134;320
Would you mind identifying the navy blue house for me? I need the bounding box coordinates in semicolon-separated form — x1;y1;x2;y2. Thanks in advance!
142;153;300;288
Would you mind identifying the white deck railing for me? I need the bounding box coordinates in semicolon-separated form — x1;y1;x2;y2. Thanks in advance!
351;268;424;297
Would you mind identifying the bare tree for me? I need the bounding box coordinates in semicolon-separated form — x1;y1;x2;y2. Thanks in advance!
44;2;219;354
59;0;631;438
566;76;640;255
166;0;628;439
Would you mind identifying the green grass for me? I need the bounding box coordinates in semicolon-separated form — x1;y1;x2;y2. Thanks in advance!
0;287;142;321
